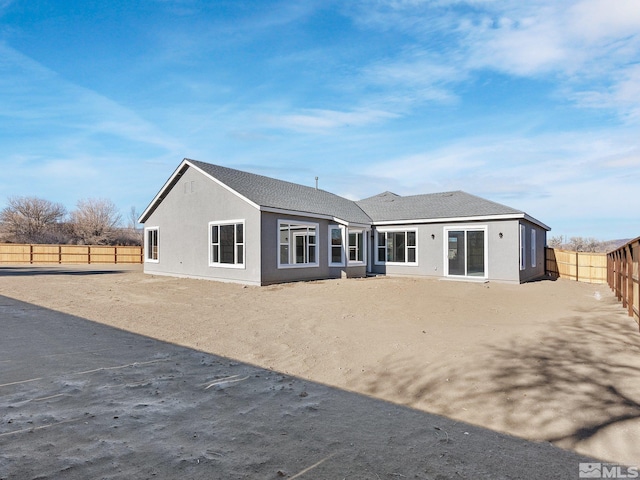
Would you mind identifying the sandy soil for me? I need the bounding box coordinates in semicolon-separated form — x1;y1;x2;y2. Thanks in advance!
1;264;639;469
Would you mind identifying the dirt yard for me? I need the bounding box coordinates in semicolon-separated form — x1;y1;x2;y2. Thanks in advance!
1;264;639;468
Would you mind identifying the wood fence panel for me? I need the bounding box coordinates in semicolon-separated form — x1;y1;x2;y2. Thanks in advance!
545;248;607;284
607;237;640;326
0;244;30;263
0;244;143;265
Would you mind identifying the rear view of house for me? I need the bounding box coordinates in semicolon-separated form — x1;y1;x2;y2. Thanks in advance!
138;159;549;285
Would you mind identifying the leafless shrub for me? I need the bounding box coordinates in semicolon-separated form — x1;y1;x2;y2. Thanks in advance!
69;198;122;245
0;196;67;243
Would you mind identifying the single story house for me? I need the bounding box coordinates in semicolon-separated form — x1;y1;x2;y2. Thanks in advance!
138;158;550;285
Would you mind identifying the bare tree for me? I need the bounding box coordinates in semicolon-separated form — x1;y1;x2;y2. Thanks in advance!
0;196;67;243
548;235;563;248
70;198;122;245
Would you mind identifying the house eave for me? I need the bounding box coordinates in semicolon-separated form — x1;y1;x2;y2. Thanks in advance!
372;213;551;231
259;206;369;227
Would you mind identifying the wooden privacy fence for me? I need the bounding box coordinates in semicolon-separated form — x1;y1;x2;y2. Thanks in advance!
545;248;607;284
0;243;143;264
607;237;640;325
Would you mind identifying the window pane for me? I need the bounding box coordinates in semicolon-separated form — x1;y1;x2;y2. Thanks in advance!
332;246;342;263
295;235;306;263
147;230;158;260
309;245;316;263
467;231;484;276
236;224;243;243
212;225;218;244
212;245;219;263
393;232;405;262
237;245;243;264
387;233;394;262
280;226;289;244
280;245;289;264
378;247;386;263
220;224;235;263
407;247;416;263
407;231;416;246
378;232;386;246
331;228;342;246
448;231;465;276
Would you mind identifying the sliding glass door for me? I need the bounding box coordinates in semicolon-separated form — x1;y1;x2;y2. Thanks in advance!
446;228;486;278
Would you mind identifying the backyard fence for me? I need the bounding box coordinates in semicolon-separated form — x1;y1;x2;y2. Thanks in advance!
607;237;640;325
0;243;143;265
545;248;607;284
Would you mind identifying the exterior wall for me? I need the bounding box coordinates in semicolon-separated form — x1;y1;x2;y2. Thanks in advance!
143;166;262;284
141;164;547;285
259;211;367;285
519;220;548;283
370;219;540;283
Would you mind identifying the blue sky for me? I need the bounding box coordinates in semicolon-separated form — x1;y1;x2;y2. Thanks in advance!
1;0;639;240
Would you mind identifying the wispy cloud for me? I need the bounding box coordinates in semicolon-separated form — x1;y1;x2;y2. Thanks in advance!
261;108;398;133
345;0;640;119
0;43;183;152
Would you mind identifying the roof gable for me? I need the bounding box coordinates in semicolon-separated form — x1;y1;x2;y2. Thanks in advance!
138;159;371;225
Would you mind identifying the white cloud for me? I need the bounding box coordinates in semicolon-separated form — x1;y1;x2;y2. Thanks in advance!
347;0;640;119
357;127;640;237
261;108;399;133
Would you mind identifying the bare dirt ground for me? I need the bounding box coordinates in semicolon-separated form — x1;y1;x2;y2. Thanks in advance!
1;264;639;476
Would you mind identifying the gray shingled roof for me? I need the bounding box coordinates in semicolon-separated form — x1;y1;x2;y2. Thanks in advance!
356;190;523;222
188;159;371;224
141;158;544;228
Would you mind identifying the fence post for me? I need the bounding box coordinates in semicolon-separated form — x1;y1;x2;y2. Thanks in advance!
88;246;91;265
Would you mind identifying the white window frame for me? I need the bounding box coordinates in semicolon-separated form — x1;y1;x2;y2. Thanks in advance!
531;228;537;268
520;224;526;271
328;225;345;267
443;225;488;279
278;220;319;269
144;227;159;263
209;220;245;269
374;229;418;266
347;228;366;265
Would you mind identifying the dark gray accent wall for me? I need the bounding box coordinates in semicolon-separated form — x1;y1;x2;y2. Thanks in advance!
260;212;366;285
519;220;548;283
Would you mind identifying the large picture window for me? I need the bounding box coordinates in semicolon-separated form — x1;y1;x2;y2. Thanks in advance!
278;221;318;268
145;227;159;262
375;230;417;264
210;220;244;267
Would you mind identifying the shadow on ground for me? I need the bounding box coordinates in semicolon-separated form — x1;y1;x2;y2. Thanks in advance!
0;295;593;480
354;293;640;466
0;266;131;277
